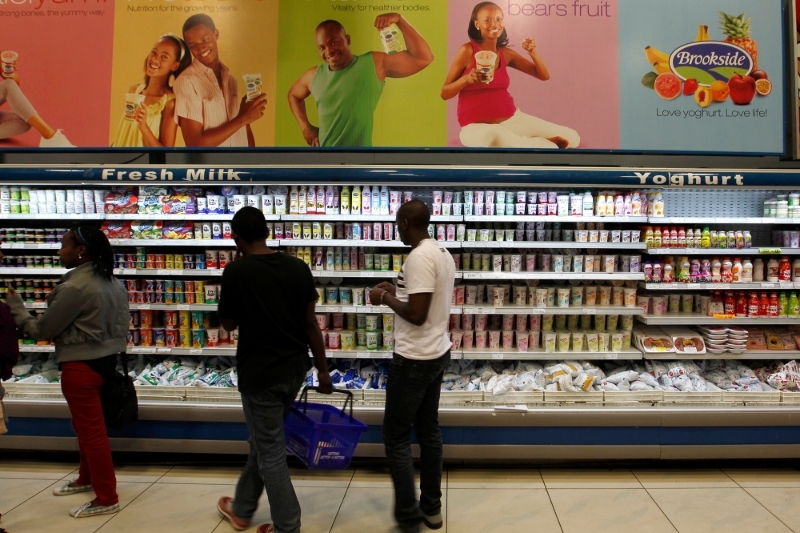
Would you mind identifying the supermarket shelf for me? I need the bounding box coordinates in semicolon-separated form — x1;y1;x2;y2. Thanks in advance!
108;214;246;221
463;272;643;280
280;239;406;248
645;248;800;255
655;217;800;225
637;313;800;325
459;349;641;360
640;282;799;290
18;345;54;352
460;305;643;315
107;239;248;247
129;303;217;311
315;305;462;315
280;239;462;249
0;214;105;220
128;346;236;356
114;268;224;277
311;270;397;278
324;350;394;359
0;268;66;275
643;352;794;360
461;241;646;250
282;214;395;222
464;216;647;223
1;243;61;250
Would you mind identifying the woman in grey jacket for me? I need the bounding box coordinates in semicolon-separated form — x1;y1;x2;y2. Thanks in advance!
7;226;129;518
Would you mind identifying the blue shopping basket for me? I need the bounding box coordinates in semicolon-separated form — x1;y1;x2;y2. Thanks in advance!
284;387;368;470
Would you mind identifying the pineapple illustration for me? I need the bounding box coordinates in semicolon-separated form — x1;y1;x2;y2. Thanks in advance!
719;11;758;69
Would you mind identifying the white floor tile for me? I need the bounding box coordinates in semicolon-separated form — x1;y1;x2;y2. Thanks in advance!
549;488;676;533
97;483;225;533
648;487;793;533
0;477;58;514
1;481;152;533
447;488;560;533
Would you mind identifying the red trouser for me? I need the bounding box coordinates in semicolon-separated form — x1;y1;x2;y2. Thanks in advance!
60;361;118;506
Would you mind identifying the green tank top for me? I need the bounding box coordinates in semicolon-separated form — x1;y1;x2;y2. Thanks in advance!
310;53;385;147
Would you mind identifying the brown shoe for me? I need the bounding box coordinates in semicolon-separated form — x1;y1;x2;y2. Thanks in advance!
256;524;275;533
217;496;250;531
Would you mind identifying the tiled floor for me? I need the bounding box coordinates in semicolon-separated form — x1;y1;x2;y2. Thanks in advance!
1;461;800;532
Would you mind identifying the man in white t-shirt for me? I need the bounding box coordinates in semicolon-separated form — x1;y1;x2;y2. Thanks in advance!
368;200;455;533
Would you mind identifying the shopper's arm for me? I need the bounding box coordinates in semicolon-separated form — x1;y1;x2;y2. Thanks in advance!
369;287;433;327
218;267;239;332
441;44;479;100
305;300;332;393
7;286;81;340
374;13;434;80
288;68;320;146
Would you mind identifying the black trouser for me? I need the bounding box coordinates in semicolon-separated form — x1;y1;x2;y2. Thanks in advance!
382;350;450;533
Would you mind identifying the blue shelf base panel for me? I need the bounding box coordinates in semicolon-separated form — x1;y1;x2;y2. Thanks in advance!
7;418;800;448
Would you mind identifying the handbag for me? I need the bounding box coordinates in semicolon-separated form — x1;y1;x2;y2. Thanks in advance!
101;354;138;429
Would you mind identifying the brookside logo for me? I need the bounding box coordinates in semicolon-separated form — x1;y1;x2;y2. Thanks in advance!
669;42;752;86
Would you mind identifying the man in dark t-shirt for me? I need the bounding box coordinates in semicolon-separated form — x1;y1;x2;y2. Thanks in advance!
216;207;332;533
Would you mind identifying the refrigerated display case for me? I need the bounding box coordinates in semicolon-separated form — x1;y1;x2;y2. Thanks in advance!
3;165;800;460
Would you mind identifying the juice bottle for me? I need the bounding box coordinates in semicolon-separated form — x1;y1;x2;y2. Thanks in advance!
361;186;371;214
595;195;606;217
701;227;711;248
748;292;760;317
753;258;765;282
583;191;593;217
744;230;752;248
663;261;674;283
759;291;769;316
289;185;299;214
717;231;727;249
623;194;632;216
735;231;745;249
789;291;800;316
298;186;307;214
631;192;642;215
793;259;800;282
721;257;733;283
727;231;736;249
742;258;753;283
644;226;654;248
724;291;735;315
340;186;351;215
306;186;316;214
779;256;792;281
736;291;747;317
652;261;662;283
678;227;686;248
732;257;742;283
670;227;678;248
779;291;789;316
653;227;662;248
767;258;780;282
769;292;779;317
685;228;694;248
711;257;722;283
371;188;381;216
643;261;653;282
690;259;701;283
700;259;712;282
678;256;690;282
316;187;326;214
710;230;719;248
351;186;361;215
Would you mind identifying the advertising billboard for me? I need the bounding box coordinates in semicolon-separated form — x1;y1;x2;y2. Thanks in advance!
0;0;785;154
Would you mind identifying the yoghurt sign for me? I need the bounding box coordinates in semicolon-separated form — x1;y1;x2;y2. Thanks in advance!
670;41;753;85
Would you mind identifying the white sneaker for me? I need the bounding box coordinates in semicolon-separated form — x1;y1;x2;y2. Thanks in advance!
39;130;75;148
53;480;93;496
69;501;119;518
